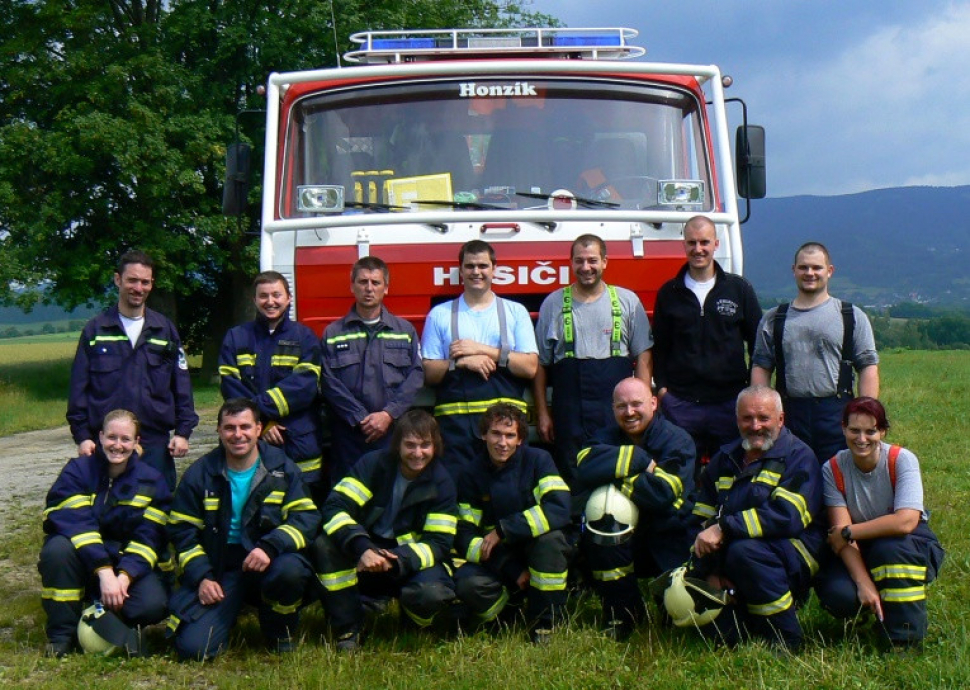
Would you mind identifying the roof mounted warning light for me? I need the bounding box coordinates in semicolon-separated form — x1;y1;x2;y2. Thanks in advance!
344;28;645;64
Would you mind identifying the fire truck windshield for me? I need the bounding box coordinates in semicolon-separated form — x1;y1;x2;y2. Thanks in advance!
281;77;712;217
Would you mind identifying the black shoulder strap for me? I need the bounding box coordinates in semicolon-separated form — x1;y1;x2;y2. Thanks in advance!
773;303;790;397
837;301;855;397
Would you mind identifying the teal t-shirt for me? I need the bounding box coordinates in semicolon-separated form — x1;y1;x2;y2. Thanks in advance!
227;458;260;544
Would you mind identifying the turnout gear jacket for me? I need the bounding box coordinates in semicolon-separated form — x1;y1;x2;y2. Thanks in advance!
320;306;423;427
168;441;320;590
218;315;324;476
456;446;570;570
691;427;824;550
43;451;171;582
653;262;761;404
68;306;198;447
578;417;696;525
320;449;457;577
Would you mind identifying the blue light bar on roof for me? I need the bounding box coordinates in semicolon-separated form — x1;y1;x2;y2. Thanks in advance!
371;38;437;50
552;35;622;47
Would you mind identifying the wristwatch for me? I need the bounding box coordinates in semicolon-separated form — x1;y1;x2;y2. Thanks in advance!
841;525;854;543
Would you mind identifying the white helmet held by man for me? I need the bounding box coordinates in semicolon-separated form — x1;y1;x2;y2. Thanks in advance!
660;566;730;627
584;483;639;546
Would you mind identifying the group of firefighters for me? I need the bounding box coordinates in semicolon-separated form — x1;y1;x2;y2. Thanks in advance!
38;217;943;660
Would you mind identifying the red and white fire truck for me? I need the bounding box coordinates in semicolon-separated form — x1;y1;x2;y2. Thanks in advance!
228;26;764;337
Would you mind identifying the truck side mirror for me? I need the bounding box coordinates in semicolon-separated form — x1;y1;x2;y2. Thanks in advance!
222;142;252;216
735;125;766;200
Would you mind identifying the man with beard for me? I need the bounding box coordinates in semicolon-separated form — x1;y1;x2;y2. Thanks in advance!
688;385;824;652
751;242;879;462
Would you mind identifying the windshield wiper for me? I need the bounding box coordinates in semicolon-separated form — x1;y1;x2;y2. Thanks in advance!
408;199;509;210
343;200;408;212
514;191;620;209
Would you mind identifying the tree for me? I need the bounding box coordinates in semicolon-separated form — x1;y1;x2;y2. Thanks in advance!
0;0;557;377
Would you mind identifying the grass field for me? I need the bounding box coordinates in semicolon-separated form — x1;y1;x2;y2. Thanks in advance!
0;347;968;689
0;332;220;436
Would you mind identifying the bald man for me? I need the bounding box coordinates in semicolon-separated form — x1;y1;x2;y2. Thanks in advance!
576;378;696;640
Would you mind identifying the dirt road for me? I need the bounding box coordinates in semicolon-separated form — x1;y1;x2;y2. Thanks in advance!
0;418;219;528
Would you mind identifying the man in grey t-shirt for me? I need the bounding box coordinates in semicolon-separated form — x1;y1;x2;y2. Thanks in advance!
751;242;879;461
533;234;653;492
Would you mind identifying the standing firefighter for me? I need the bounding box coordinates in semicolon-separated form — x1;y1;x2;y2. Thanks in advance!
534;234;653;493
68;249;197;491
219;271;325;492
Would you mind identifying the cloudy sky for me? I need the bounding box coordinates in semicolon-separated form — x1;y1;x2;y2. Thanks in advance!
529;1;970;198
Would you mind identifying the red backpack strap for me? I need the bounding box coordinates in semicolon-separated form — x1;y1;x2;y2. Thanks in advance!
888;444;901;490
829;455;845;496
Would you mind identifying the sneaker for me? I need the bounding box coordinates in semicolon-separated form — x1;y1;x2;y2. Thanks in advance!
45;640;75;658
335;631;360;653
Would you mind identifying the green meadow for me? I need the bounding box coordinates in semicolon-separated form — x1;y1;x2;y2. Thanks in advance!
0;342;967;689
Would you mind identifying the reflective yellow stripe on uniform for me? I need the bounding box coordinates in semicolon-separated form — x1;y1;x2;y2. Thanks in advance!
523;506;550;537
179;545;206;569
741;508;763;538
326;333;367;345
772;487;812;528
267;387;289;417
576;447;591;466
754;468;782;487
294;362;322;378
406;542;435;569
297;456;322;474
282;498;316;520
264;491;285;505
789;538;819;576
396;532;417;545
44;494;94;516
89;335;128;346
204;497;220;512
42;587;84;602
654;467;684;503
434;398;527;416
880;586;926;603
615;445;634;478
270;355;299;367
534;475;569;501
592;563;634;582
218;365;241;379
716;476;735;492
144;507;168;525
324;512;356;535
466;537;484;563
376;332;412;342
170;511;205;529
871;564;927;581
335;477;373;506
693;502;717;520
263;596;300;615
529;568;568;591
458;503;483;526
424;512;458;535
277;524;306;550
474;586;510;622
70;531;103;549
319;568;358;592
235;354;257;367
747;590;793;616
124;540;158;567
118;494;152;509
